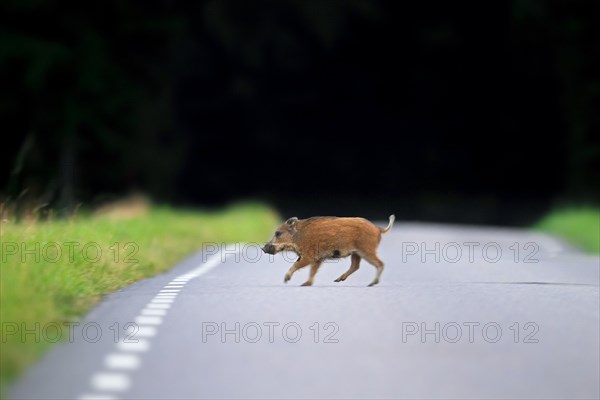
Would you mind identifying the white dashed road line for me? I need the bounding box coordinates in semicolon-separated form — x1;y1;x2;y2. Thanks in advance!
116;339;151;353
104;354;141;370
91;373;131;391
79;246;236;400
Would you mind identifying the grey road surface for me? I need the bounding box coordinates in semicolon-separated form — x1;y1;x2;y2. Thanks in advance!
8;223;600;399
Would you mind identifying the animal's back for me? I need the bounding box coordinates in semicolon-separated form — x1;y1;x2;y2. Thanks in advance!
297;217;381;252
300;216;378;233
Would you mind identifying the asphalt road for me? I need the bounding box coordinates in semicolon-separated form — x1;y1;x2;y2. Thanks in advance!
8;223;600;399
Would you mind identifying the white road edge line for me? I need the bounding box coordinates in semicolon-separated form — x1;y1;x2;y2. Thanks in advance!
117;338;151;352
79;244;239;400
78;394;118;400
130;325;158;337
90;372;130;391
146;303;171;309
104;354;141;370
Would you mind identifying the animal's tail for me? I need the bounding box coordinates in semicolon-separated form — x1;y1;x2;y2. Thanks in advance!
380;214;395;234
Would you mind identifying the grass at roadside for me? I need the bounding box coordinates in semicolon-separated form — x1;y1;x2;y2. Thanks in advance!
0;202;279;392
534;206;599;253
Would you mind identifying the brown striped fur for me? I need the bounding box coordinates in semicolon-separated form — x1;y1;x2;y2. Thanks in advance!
262;215;394;286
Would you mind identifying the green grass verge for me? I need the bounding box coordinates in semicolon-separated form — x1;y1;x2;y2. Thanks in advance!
534;207;599;253
0;202;279;393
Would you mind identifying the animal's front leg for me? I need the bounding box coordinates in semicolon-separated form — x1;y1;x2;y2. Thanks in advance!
301;260;323;286
284;257;310;283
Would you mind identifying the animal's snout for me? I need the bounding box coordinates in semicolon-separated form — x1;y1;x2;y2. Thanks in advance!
262;244;276;254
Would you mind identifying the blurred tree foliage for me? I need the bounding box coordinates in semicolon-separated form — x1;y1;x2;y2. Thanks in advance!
1;0;374;213
0;0;598;217
511;0;599;199
1;0;186;213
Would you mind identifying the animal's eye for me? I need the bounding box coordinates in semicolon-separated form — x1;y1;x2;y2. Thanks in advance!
275;231;282;238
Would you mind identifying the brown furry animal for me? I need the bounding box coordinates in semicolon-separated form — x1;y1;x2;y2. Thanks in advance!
262;215;395;287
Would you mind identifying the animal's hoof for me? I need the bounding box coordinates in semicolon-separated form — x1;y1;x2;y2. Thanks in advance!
334;278;342;282
367;281;379;287
284;275;290;283
300;281;312;287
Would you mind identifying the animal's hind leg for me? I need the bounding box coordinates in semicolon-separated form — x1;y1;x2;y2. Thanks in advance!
334;253;361;282
362;253;384;287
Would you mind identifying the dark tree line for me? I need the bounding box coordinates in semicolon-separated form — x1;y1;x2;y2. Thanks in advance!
1;0;598;221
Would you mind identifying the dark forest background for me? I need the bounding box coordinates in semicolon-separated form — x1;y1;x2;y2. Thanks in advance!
1;0;598;224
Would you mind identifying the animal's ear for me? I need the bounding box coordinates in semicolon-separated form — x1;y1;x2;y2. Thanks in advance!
285;217;298;226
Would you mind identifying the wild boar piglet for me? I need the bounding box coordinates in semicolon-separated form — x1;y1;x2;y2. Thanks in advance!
262;215;395;287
